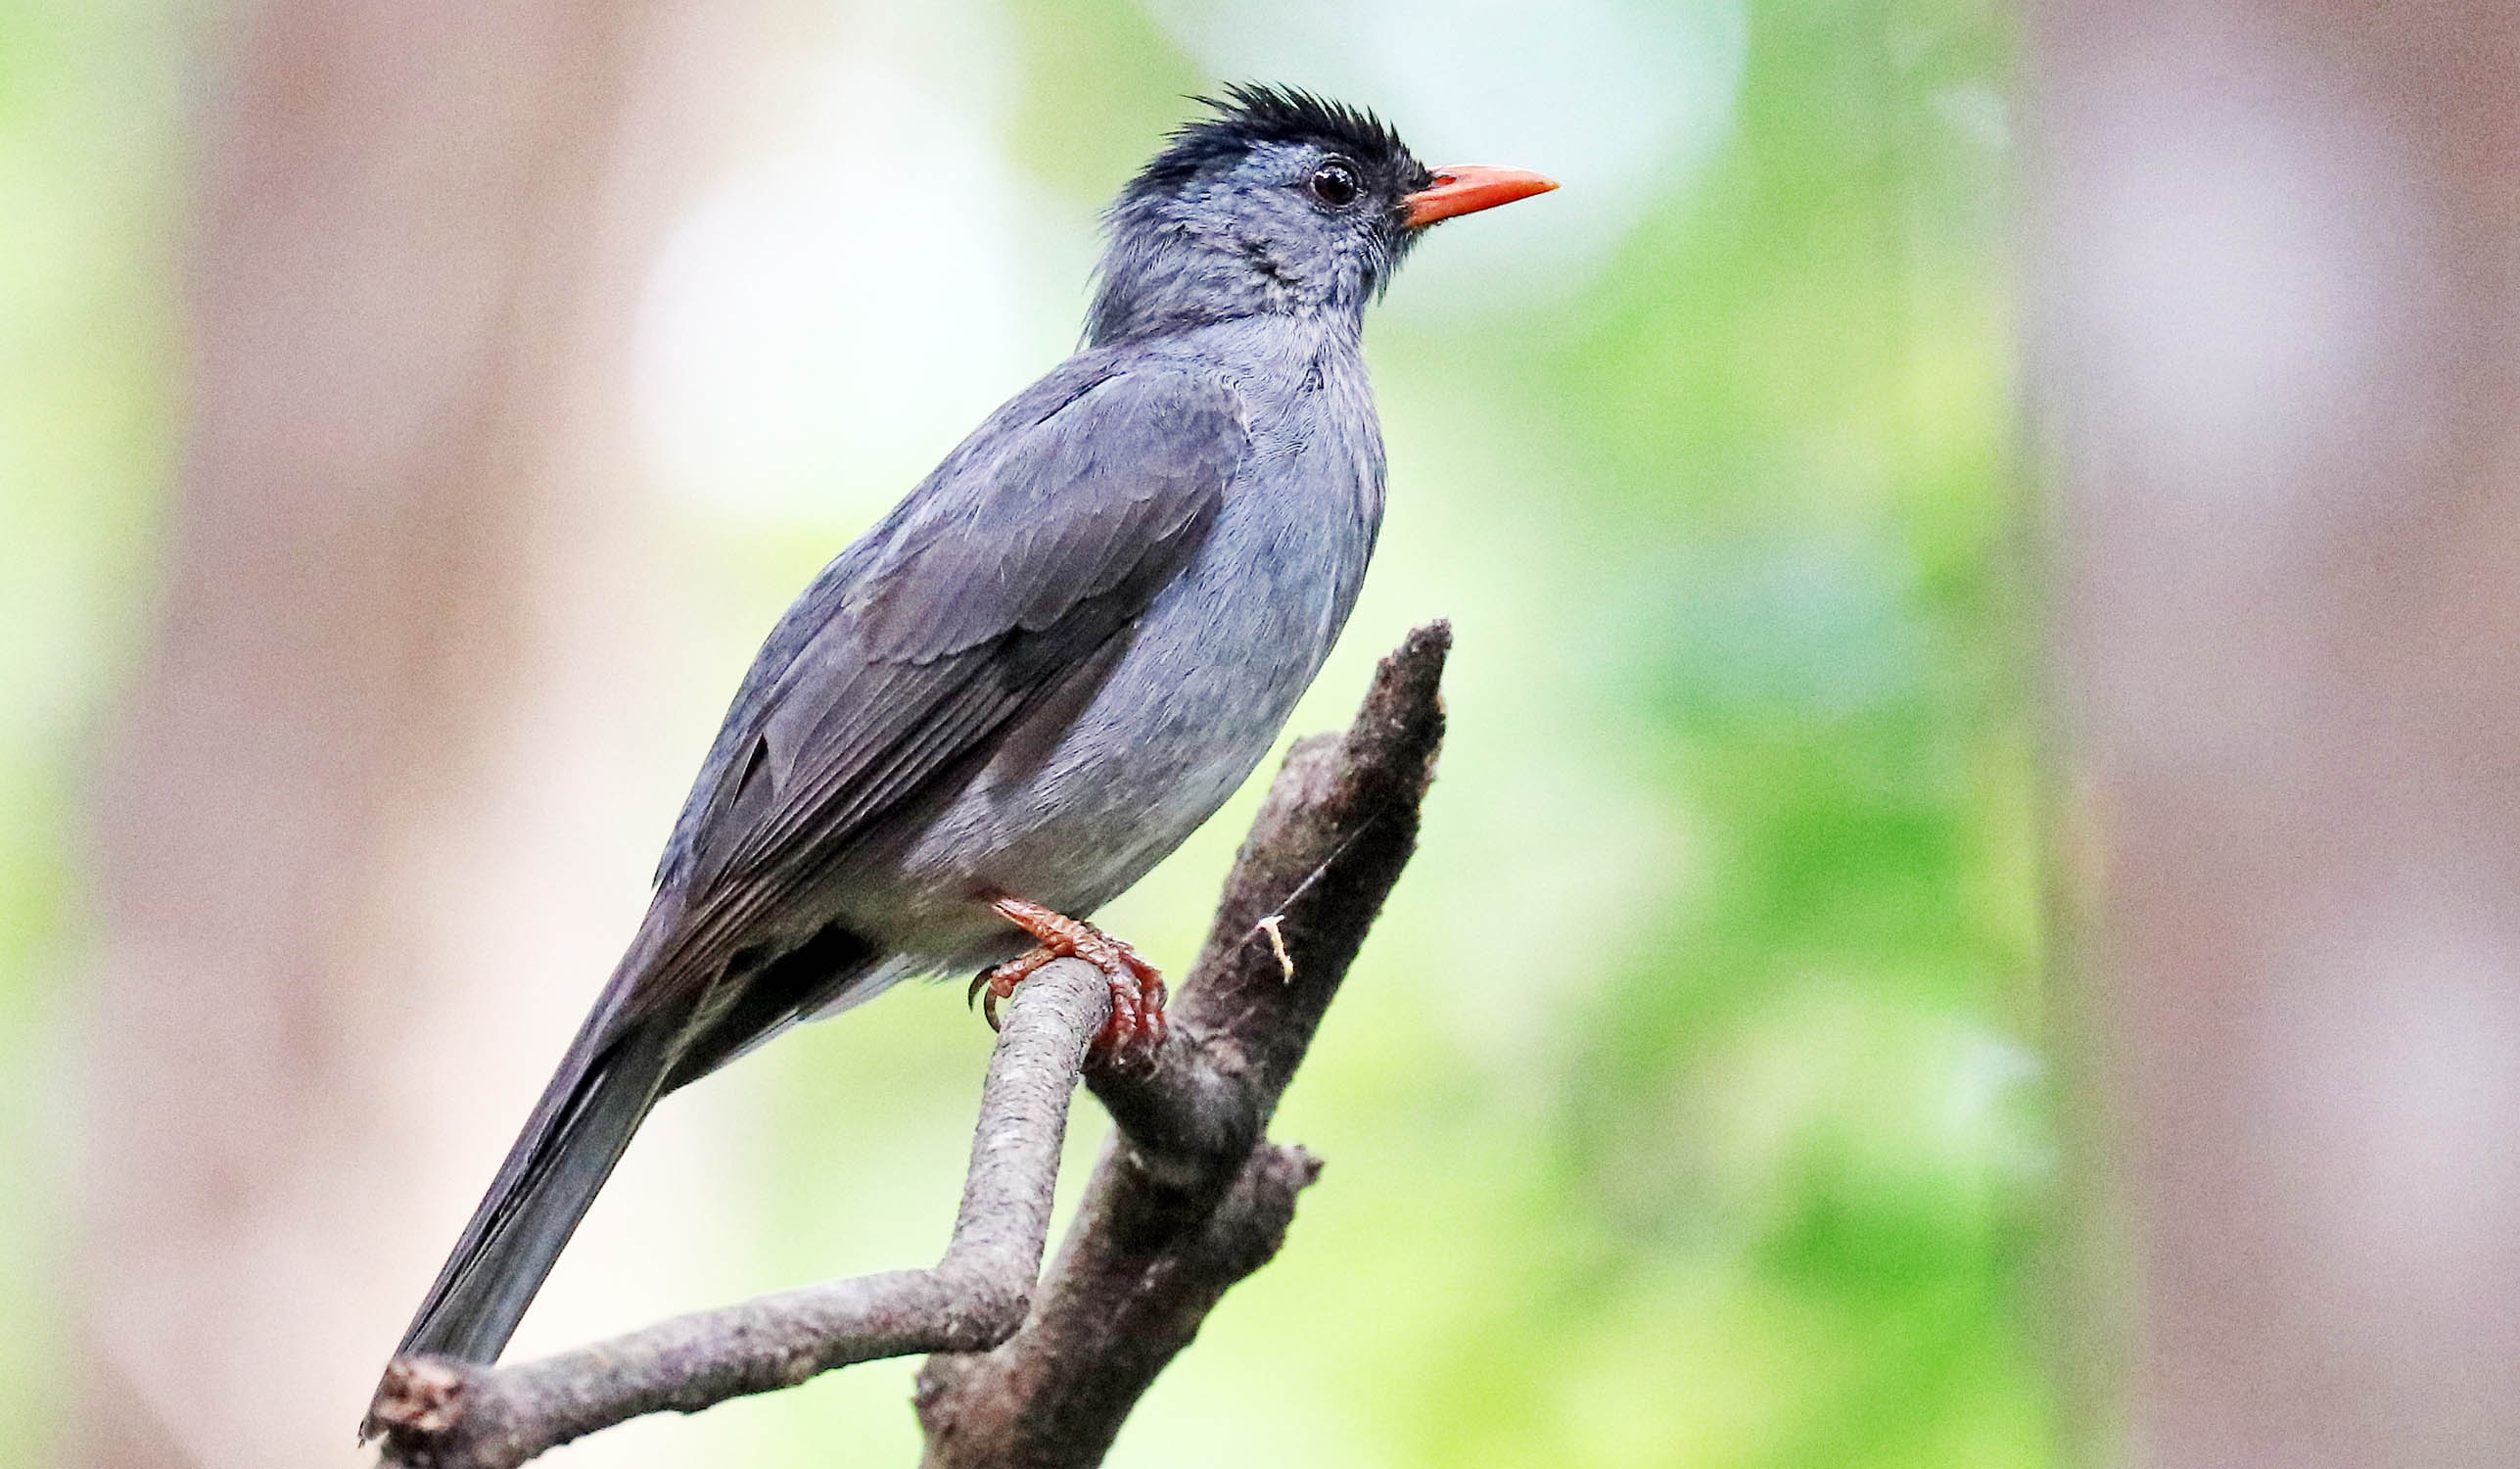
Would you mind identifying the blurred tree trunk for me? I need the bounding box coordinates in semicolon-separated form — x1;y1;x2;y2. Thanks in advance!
2033;1;2520;1464
75;2;701;1462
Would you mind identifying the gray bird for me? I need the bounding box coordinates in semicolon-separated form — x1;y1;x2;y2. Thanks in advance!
375;84;1554;1383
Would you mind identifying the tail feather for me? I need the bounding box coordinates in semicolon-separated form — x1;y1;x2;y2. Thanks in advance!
369;919;880;1438
386;1010;683;1367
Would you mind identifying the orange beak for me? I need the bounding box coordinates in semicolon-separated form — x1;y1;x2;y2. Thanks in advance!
1401;165;1559;228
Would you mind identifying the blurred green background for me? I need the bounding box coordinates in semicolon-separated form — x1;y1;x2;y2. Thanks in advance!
0;0;2046;1464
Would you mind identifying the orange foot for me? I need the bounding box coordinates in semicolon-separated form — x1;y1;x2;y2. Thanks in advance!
967;896;1168;1056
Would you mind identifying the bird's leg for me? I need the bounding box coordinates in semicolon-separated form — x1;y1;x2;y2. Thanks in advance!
970;896;1168;1055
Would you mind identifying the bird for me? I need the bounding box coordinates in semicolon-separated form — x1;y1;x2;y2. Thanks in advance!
371;83;1555;1392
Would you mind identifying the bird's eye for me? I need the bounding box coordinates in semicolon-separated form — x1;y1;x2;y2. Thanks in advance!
1307;163;1360;209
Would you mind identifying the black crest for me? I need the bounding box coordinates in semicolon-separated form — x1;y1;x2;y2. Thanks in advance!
1127;84;1428;201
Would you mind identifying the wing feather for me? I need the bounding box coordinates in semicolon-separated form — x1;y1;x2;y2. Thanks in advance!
625;361;1245;1023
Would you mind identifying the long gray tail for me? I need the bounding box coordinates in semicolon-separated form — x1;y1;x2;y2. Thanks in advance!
384;1008;684;1368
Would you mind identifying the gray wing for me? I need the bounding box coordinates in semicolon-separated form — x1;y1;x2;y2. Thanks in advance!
626;362;1247;1021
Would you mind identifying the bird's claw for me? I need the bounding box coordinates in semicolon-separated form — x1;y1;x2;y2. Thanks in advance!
973;896;1168;1058
969;945;1058;1031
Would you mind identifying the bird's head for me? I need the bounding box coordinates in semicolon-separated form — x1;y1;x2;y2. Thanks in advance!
1087;84;1556;346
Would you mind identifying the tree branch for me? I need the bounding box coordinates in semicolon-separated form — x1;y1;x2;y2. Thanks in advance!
916;620;1450;1467
367;621;1451;1468
369;959;1112;1469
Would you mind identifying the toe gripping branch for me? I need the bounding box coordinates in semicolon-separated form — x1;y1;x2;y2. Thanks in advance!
970;896;1169;1055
